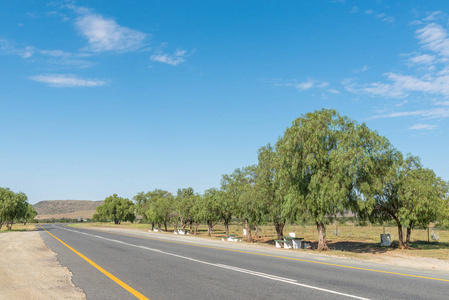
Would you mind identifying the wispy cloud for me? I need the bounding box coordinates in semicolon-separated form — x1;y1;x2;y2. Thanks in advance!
29;74;106;87
409;53;435;65
345;17;449;102
369;108;449;120
365;10;395;23
150;49;187;66
409;123;437;130
0;39;34;58
292;78;329;90
354;65;369;73
416;23;449;57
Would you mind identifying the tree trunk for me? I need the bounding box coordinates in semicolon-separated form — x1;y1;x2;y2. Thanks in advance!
316;222;329;251
275;222;285;240
164;222;167;232
244;218;252;242
255;226;259;238
397;223;404;249
207;221;213;237
224;219;230;235
174;224;178;231
151;222;154;230
405;225;413;249
158;223;161;230
194;223;198;235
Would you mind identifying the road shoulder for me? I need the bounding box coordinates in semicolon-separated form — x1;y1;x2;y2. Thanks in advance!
0;231;86;300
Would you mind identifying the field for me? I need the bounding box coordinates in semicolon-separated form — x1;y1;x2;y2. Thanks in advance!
70;221;449;261
34;209;97;221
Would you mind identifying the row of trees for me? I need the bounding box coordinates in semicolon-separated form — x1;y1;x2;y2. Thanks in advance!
93;109;449;250
0;187;37;230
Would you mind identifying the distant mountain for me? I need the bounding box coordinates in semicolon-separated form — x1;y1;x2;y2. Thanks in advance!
33;200;103;219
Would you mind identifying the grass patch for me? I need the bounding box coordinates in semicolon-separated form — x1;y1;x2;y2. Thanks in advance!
0;224;38;232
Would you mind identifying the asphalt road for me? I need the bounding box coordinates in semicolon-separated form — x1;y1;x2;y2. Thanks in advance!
38;224;449;300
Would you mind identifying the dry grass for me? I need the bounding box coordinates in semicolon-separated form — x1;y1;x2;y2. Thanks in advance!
0;224;37;232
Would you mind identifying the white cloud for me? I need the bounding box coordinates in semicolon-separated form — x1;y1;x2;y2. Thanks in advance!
29;74;106;87
409;123;437;130
73;10;146;52
150;49;187;66
0;39;34;58
409;54;435;65
416;23;449;57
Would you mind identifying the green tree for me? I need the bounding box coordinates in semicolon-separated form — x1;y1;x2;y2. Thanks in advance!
255;144;291;240
94;194;135;224
133;191;151;223
372;154;448;249
223;167;260;242
0;188;30;230
277;109;391;250
23;204;37;225
197;188;223;236
174;187;195;231
144;189;174;231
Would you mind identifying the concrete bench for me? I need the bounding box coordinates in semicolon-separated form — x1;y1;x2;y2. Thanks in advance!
283;236;304;249
275;239;292;249
222;235;241;242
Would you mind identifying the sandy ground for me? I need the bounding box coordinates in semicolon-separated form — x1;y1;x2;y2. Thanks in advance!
0;231;86;300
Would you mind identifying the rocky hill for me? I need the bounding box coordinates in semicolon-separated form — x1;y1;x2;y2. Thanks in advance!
33;200;103;219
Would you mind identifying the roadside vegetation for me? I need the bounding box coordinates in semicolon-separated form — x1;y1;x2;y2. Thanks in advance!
0;187;37;230
90;109;448;251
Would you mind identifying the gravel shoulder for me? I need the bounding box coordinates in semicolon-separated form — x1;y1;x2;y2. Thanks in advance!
0;231;85;300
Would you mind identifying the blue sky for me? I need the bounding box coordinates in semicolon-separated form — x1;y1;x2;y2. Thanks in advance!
1;1;448;204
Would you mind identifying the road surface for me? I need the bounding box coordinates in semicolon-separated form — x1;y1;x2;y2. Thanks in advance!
39;224;449;300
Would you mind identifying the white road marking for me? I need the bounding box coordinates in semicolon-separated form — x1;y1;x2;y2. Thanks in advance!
53;225;371;300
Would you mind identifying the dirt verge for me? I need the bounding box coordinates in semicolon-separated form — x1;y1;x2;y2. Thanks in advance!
0;231;85;300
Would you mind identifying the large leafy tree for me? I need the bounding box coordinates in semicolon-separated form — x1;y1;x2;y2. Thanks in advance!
255;144;292;240
144;189;174;231
0;188;32;229
197;188;222;236
174;187;195;230
223;167;261;242
133;191;152;222
94;194;135;224
372;154;449;249
219;172;241;235
277;109;391;250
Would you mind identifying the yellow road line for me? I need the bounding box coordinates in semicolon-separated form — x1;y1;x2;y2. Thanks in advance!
75;225;449;283
39;225;149;300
